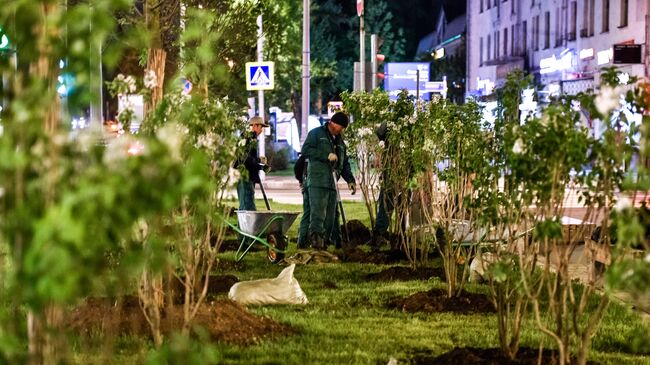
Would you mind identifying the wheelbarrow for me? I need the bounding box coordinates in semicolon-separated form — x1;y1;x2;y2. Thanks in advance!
231;210;300;264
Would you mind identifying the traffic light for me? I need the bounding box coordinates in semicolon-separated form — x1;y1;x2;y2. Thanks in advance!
0;27;10;51
370;34;384;89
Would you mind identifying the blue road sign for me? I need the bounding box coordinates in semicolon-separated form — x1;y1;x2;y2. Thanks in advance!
384;62;431;100
246;62;275;91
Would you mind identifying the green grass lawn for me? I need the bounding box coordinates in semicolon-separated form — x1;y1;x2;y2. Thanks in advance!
68;201;650;364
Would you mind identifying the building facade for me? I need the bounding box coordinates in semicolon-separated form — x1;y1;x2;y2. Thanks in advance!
467;0;648;98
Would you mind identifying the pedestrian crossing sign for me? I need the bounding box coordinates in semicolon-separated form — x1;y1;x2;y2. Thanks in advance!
246;61;275;91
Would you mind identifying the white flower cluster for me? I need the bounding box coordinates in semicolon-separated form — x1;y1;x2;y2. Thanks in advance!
196;132;217;150
104;135;142;168
423;138;435;154
512;138;526;154
115;74;137;94
595;86;622;116
613;196;632;212
357;127;373;138
378;140;385;149
221;166;241;187
156;123;187;161
399;141;406;149
143;70;158;90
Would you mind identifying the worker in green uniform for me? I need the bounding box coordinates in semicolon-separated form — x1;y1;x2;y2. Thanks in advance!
301;112;356;250
235;116;269;211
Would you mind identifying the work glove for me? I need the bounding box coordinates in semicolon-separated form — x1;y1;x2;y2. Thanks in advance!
262;164;271;173
259;156;268;165
327;153;338;163
348;182;357;195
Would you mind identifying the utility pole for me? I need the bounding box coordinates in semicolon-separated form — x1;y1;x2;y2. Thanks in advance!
257;15;266;166
301;0;310;144
358;0;365;92
89;7;103;130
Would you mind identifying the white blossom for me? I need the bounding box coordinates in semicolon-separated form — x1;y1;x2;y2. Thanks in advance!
196;132;217;150
143;70;158;89
399;141;406;149
238;138;247;147
156;123;185;161
644;253;650;263
378;140;385;149
221;167;241;187
595;86;622;116
125;75;137;93
614;196;632;212
512;138;525;154
104;135;135;168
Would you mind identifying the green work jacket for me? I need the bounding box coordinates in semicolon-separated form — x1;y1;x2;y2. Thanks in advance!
301;124;355;190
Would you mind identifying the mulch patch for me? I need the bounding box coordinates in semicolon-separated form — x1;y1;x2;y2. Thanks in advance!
365;266;446;282
67;297;294;346
388;288;495;314
409;346;599;365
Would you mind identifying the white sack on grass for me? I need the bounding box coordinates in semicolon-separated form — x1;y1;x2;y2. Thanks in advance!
228;264;308;305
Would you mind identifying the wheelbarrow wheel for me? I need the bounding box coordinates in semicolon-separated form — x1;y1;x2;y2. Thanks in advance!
266;233;287;264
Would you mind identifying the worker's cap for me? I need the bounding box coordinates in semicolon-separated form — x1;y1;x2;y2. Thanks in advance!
248;116;269;127
330;112;349;128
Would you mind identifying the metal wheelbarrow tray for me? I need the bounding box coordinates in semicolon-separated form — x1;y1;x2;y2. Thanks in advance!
233;210;300;264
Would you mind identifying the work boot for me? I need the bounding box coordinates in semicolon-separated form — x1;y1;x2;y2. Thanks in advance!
310;232;325;250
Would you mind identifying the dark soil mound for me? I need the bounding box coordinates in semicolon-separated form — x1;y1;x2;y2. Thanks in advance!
67;297;294;346
169;275;239;303
338;247;405;264
343;219;372;247
365;266;445;282
388;288;495;314
410;346;599;365
216;258;247;271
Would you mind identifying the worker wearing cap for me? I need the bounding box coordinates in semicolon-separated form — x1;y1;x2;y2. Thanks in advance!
301;111;356;250
236;116;270;211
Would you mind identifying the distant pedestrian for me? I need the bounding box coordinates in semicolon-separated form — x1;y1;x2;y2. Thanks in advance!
301;112;356;250
236;116;270;211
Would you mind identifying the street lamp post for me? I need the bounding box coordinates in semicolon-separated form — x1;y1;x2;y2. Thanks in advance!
301;0;310;144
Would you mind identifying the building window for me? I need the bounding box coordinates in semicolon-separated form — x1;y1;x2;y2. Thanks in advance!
544;11;550;49
581;0;589;37
569;1;577;40
494;0;498;6
522;20;527;52
503;28;508;56
511;25;515;55
511;0;515;14
533;16;539;50
487;34;491;60
480;37;484;65
602;0;609;32
555;7;562;47
589;0;595;36
620;0;629;27
480;0;484;13
487;0;491;9
495;30;500;59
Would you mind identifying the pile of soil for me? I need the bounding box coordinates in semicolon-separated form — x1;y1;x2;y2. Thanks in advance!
338;247;405;265
169;274;239;303
388;288;495;314
67;297;294;346
409;346;599;365
365;266;446;282
343;219;372;247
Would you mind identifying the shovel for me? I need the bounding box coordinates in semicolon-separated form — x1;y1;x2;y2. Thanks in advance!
331;170;350;246
257;180;272;211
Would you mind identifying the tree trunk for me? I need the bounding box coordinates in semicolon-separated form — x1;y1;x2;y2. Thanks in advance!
144;49;166;117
